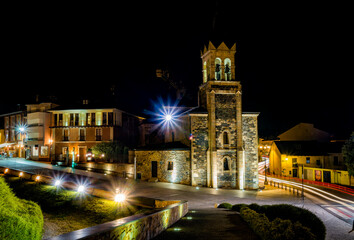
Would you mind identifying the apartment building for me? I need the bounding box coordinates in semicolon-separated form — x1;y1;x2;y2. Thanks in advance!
49;103;143;164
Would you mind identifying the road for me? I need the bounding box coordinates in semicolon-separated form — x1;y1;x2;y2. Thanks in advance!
1;158;353;239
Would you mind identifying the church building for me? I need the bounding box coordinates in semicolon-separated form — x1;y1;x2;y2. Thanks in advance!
133;41;259;190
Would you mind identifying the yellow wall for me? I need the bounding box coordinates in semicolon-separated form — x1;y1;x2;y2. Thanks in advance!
0;129;5;144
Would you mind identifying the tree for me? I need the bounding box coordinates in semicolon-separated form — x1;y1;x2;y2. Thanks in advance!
342;132;354;186
92;141;129;163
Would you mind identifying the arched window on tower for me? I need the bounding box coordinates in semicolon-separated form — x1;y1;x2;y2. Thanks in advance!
224;58;231;81
203;61;207;83
215;58;222;80
223;131;229;146
223;157;231;171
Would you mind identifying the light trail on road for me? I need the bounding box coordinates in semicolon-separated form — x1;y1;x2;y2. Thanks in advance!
259;175;354;223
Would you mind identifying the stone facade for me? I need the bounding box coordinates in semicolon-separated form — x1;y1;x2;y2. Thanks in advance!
135;150;190;185
242;114;259;189
190;115;208;186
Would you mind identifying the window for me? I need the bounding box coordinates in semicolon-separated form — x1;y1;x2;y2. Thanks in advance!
306;157;310;164
70;114;74;126
102;112;107;125
215;58;222;80
54;114;58;126
224;58;231;80
108;112;113;125
167;161;173;171
59;114;63;126
223;132;229;145
33;145;39;156
86;113;91;126
63;129;69;141
96;128;102;141
79;129;85;141
41;146;48;157
91;113;96;126
75;113;79;126
203;61;207;83
316;160;321;166
223;157;230;171
333;156;339;166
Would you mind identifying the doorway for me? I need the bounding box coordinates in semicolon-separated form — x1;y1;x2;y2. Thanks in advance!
323;171;331;183
79;147;86;162
151;161;158;178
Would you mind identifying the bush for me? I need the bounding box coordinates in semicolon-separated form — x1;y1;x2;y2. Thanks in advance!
231;203;248;212
217;202;233;209
0;177;43;240
251;204;325;240
240;207;316;240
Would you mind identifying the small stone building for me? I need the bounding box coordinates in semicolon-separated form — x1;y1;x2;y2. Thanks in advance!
134;41;259;189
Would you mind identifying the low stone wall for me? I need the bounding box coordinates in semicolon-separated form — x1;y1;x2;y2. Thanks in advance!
49;200;188;240
76;162;134;178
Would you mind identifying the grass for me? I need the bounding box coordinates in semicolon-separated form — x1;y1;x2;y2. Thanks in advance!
0;176;43;240
4;176;149;238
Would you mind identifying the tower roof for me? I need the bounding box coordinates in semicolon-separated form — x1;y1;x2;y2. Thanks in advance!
201;41;236;56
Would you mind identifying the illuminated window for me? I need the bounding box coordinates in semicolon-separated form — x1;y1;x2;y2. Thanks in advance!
203;61;207;83
215;58;222;80
41;146;48;157
306;157;310;164
224;58;231;80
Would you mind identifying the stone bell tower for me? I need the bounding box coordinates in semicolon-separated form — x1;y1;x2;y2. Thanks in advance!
189;41;245;189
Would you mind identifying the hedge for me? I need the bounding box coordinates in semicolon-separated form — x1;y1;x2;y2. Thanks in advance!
240;207;316;240
245;203;325;240
0;177;43;240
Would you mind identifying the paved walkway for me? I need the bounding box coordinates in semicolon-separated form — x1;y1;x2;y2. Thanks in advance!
0;158;353;240
154;209;259;240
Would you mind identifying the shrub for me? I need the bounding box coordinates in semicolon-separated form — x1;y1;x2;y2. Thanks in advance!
261;204;325;240
217;202;233;209
231;203;248;212
0;177;43;240
240;207;317;240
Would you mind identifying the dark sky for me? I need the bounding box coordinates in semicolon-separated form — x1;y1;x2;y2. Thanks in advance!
1;2;353;139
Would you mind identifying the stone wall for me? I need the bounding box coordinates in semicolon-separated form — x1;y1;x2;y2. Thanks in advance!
242;113;259;189
190;115;208;186
135;150;191;185
49;200;188;240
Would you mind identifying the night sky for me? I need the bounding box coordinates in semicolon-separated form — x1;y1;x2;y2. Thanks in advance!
1;2;353;139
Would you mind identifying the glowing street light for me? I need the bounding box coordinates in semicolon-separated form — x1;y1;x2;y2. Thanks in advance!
19;172;23;177
165;114;172;121
4;168;9;174
114;193;126;203
77;185;85;193
54;179;62;187
35;175;41;182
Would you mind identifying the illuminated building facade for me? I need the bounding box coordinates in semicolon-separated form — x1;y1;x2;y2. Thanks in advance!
49;103;142;164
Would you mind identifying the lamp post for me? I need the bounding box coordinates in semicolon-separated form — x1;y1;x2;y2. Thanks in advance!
49;139;53;163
